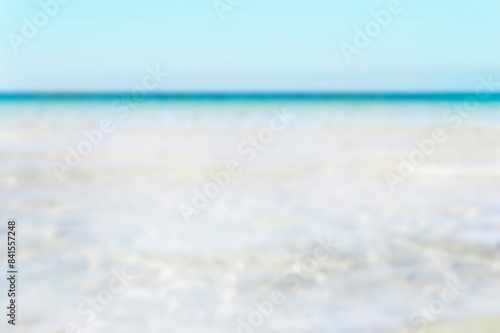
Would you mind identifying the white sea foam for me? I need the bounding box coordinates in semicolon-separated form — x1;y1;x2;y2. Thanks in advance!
0;100;499;332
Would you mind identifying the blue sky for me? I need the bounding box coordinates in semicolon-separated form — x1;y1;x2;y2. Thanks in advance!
0;0;499;92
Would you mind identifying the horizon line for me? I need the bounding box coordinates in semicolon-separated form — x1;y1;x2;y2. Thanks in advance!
1;92;500;101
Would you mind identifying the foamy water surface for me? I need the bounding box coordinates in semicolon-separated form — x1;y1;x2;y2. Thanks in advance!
1;100;499;333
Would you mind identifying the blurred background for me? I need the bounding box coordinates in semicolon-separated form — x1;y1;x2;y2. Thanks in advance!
1;1;500;332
